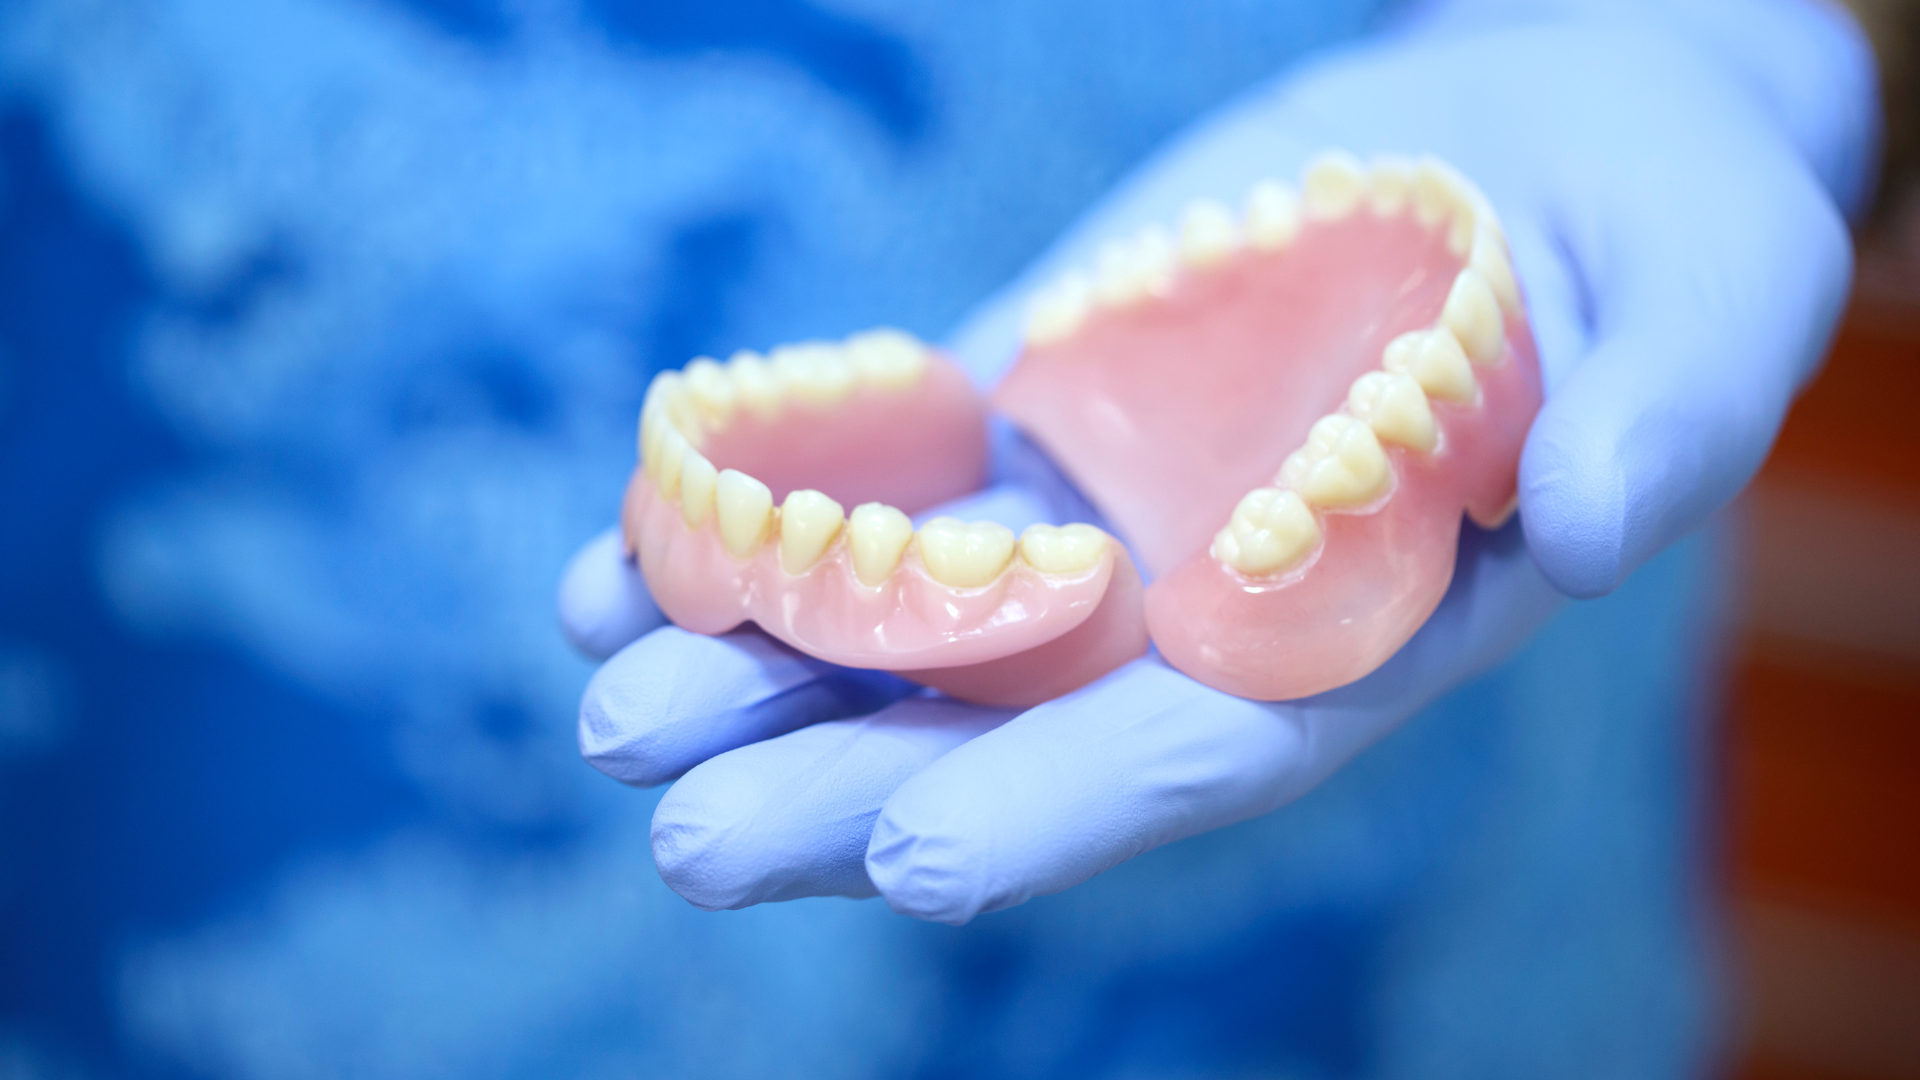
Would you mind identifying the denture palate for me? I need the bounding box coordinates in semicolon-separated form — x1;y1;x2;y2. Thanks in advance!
622;328;1150;708
997;149;1543;701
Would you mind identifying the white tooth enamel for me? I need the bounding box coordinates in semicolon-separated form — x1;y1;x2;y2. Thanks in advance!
715;469;774;558
728;350;785;417
679;450;717;528
771;342;855;406
1469;223;1521;315
1093;226;1175;307
683;357;736;426
1441;268;1505;364
1025;270;1093;345
1279;414;1391;508
1383;327;1477;404
1368;156;1415;215
778;489;844;574
1018;523;1107;575
1211;487;1320;576
1243;179;1300;250
1302;150;1367;220
1412;158;1457;229
1179;199;1239;267
916;517;1016;588
844;328;929;389
1348;371;1437;453
847;502;915;586
655;424;689;499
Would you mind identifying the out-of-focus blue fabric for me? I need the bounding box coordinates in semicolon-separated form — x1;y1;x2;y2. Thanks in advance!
0;1;1723;1076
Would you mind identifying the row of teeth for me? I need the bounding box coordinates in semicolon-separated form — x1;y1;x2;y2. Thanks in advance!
638;330;1108;589
1024;150;1521;347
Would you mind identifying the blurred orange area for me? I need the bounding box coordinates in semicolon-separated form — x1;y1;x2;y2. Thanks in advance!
1726;290;1920;1078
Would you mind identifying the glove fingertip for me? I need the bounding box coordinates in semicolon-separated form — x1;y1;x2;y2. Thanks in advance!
558;527;663;659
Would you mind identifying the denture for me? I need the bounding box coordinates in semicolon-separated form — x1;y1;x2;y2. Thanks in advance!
622;150;1540;704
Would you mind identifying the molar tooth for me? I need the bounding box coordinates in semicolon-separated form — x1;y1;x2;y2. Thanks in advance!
655;424;690;499
771;341;856;406
1441;268;1505;364
1018;523;1107;575
778;489;844;574
683;357;736;426
1367;155;1415;215
1469;223;1521;315
1025;270;1093;345
679;450;718;528
1348;371;1437;453
1301;150;1367;220
727;350;785;417
1278;414;1391;508
848;502;915;586
715;469;774;558
1178;199;1240;267
1383;327;1476;404
844;328;929;389
1242;179;1301;250
916;517;1016;588
1211;487;1319;576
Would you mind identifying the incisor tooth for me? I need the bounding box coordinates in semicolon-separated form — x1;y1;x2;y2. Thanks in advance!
639;401;663;475
1212;487;1319;576
1470;223;1521;314
1383;327;1476;404
778;489;844;574
1279;414;1391;507
1348;371;1437;453
655;425;690;499
1243;179;1300;250
1412;158;1456;229
728;350;784;417
1368;156;1415;215
715;469;774;558
1018;523;1107;575
917;517;1016;588
1441;268;1505;364
1093;226;1175;307
1025;271;1092;345
683;357;736;426
844;328;929;390
848;502;914;586
1302;150;1367;220
679;450;717;528
771;342;855;406
1179;199;1239;266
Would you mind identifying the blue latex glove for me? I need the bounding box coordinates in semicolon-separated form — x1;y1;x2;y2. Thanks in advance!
562;0;1875;923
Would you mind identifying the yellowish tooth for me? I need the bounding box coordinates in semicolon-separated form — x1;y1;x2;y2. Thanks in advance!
778;489;844;574
1441;268;1505;364
1211;487;1319;576
844;328;929;390
715;469;774;558
683;357;736;427
1243;179;1300;250
1094;226;1175;307
639;401;663;476
1383;327;1476;404
1025;270;1093;345
1368;155;1415;215
1178;199;1240;267
1302;149;1367;220
655;424;690;499
1412;158;1456;229
679;450;718;528
1279;414;1391;508
1018;522;1107;575
916;517;1016;588
728;350;785;418
1469;223;1521;315
771;341;855;406
1348;371;1437;453
847;502;914;586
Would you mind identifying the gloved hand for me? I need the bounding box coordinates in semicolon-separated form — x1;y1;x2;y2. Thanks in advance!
561;0;1875;923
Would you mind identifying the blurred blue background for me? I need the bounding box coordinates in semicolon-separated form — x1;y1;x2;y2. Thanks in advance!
0;1;1724;1076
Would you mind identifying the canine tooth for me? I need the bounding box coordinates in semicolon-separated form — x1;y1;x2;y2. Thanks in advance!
1243;179;1300;250
1383;328;1476;404
1211;487;1319;576
847;502;915;586
845;328;929;389
715;469;774;558
778;489;844;574
1279;414;1391;508
771;342;856;406
679;450;718;528
655;425;690;499
683;357;736;426
1441;268;1505;364
916;517;1016;588
1094;226;1175;307
1348;371;1437;453
728;350;785;417
1470;223;1521;314
1179;199;1239;266
1368;156;1415;215
1302;150;1367;220
1025;271;1093;345
1018;522;1107;575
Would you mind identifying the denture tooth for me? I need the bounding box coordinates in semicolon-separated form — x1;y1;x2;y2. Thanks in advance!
683;357;736;427
1018;522;1107;575
1094;225;1177;307
1441;268;1505;364
844;328;929;390
727;350;785;418
1347;371;1438;453
1243;179;1301;250
655;424;690;499
847;502;915;586
1383;328;1477;404
771;341;856;406
916;517;1016;588
679;450;718;528
1469;223;1521;315
778;489;845;575
715;469;775;558
1367;155;1415;215
1279;414;1391;508
1302;150;1368;220
1412;158;1457;229
1025;270;1093;345
639;401;663;476
1211;487;1320;576
1179;199;1240;267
